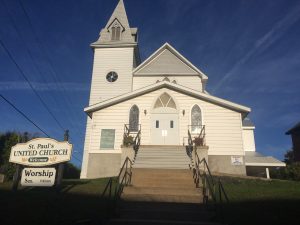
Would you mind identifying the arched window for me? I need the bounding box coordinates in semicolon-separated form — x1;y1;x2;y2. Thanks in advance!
191;105;202;133
111;25;121;41
172;80;177;84
154;93;176;109
129;105;139;131
163;77;170;82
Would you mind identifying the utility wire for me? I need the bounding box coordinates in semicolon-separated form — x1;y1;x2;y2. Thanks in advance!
0;94;50;137
1;94;81;163
18;0;85;138
0;39;65;132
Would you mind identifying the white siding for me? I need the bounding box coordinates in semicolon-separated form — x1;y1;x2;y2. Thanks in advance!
133;76;203;92
86;88;244;156
242;128;256;151
89;48;134;105
80;117;92;178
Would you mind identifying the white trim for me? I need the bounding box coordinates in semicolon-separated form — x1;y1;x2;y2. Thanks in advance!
245;162;286;167
242;126;256;130
85;81;251;116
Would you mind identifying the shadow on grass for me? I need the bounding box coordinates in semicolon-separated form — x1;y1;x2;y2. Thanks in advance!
0;180;113;225
219;199;300;225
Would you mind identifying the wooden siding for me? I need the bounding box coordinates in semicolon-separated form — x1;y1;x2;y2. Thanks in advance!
242;128;256;152
135;49;198;75
86;88;244;156
89;48;134;105
133;76;203;92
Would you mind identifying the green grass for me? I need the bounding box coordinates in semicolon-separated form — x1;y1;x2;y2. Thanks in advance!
219;177;300;225
1;177;300;225
0;179;116;225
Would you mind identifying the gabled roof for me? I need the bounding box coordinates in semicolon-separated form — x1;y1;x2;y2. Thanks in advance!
85;81;250;117
133;43;208;81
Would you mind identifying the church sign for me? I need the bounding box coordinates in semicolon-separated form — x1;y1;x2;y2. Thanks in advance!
9;138;73;167
20;168;56;187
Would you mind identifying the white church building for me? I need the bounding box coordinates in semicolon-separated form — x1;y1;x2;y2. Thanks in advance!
80;0;285;179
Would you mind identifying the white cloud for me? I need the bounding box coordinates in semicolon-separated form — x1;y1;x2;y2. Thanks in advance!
0;81;89;91
212;4;300;93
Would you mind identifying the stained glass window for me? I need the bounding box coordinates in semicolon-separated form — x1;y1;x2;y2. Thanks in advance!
129;105;139;131
191;105;202;133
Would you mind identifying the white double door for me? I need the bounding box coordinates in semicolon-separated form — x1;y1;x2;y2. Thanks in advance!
151;113;179;145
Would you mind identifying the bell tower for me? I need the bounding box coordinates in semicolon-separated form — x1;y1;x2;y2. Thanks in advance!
88;0;140;105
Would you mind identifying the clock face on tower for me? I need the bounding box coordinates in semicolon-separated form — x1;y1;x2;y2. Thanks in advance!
106;71;118;82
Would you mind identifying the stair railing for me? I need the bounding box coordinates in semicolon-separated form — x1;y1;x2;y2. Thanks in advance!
101;157;133;218
123;124;141;162
194;150;229;222
188;125;206;146
133;129;141;162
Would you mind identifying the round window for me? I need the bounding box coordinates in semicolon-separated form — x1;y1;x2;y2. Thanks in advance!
106;71;118;82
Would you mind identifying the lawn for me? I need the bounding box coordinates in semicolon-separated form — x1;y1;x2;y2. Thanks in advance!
220;176;300;225
1;177;300;225
0;179;116;225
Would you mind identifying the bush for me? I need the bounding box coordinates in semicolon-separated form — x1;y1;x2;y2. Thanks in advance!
271;162;300;181
123;135;134;147
63;162;81;179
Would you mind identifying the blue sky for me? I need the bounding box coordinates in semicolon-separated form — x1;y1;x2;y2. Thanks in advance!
1;0;300;167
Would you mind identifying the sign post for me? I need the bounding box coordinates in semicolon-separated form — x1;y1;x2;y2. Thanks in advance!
55;130;69;191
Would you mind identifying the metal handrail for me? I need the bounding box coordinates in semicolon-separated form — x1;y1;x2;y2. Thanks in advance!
101;157;133;217
187;127;228;222
193;149;229;223
188;125;206;146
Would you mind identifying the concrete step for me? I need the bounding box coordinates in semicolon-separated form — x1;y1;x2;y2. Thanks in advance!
133;164;190;169
107;218;221;225
122;187;202;203
120;208;215;222
123;186;201;195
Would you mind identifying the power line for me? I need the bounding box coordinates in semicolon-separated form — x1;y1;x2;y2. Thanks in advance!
0;38;65;133
1;94;82;163
0;94;50;137
17;0;85;138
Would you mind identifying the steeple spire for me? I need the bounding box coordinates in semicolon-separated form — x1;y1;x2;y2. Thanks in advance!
92;0;138;46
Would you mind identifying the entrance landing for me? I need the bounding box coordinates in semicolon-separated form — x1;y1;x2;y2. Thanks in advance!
133;145;191;169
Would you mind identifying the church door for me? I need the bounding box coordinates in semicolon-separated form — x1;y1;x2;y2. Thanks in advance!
150;93;179;145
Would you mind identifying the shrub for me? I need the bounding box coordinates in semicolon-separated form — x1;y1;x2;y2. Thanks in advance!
193;137;204;146
123;135;134;147
271;162;300;181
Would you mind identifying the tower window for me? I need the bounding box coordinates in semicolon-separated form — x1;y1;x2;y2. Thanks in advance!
111;26;121;41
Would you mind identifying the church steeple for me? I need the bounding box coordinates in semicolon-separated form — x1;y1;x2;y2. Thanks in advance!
92;0;138;46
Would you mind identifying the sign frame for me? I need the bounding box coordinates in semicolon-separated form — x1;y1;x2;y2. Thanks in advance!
9;138;73;167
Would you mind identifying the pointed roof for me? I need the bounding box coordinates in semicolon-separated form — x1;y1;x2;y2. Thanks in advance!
92;0;137;46
105;0;130;32
84;81;250;116
133;43;208;81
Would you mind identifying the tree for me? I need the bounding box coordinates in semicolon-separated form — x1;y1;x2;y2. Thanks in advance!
0;132;19;180
0;131;40;180
63;162;81;179
284;149;294;164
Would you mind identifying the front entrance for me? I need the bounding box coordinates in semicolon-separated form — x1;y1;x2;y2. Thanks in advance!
151;114;179;145
150;92;179;145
